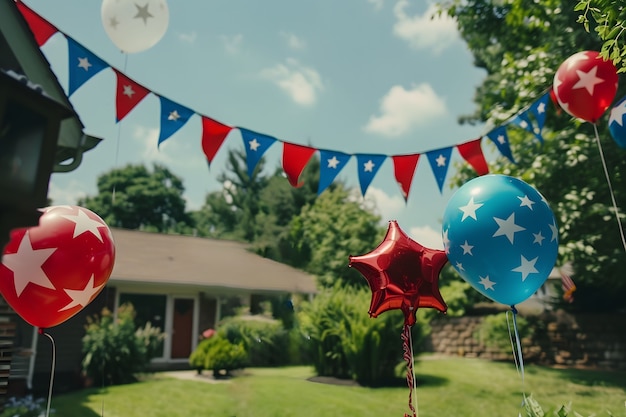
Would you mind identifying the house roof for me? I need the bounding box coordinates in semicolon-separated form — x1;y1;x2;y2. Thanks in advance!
109;228;318;295
0;0;102;172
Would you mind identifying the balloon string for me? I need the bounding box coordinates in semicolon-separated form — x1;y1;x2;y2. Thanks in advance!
40;330;55;417
111;52;129;205
401;324;418;417
507;307;526;415
592;123;626;253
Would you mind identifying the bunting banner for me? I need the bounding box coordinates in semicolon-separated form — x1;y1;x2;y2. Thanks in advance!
17;1;560;203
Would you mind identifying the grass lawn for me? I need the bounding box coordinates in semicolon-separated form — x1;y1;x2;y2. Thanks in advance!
51;357;626;417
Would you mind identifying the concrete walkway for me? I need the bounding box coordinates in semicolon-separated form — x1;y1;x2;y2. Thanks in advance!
162;370;231;384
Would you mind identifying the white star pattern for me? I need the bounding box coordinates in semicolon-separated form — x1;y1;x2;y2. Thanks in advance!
536;102;546;114
512;255;539;281
533;231;545;245
123;85;135;98
492;213;526;244
77;57;92;71
497;135;506;144
518;195;535;210
459;197;483;221
134;3;154;25
363;160;375;172
58;275;105;312
479;276;496;291
61;208;107;242
435;154;447;167
565;52;590;71
572;66;605;96
518;119;529;129
327;156;339;169
442;228;450;254
460;241;474;255
609;101;626;127
549;222;558;242
2;232;56;297
455;262;464;272
168;110;181;121
249;139;260;151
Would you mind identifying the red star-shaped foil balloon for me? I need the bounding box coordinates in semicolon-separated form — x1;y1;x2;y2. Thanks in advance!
0;206;115;329
349;220;448;326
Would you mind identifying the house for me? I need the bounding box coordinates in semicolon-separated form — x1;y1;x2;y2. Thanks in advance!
12;229;318;395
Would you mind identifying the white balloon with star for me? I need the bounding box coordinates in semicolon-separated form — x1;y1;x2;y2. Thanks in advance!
442;175;559;307
101;0;169;54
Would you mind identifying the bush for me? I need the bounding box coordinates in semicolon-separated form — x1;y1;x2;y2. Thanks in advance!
0;396;52;417
298;284;423;386
474;312;532;354
188;334;247;377
218;316;290;366
82;304;166;385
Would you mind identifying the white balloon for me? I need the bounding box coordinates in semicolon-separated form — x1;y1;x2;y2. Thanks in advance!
101;0;169;54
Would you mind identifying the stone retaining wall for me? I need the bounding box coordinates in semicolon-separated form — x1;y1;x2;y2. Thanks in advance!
425;310;626;369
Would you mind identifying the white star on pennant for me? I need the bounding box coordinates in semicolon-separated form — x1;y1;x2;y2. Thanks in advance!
492;213;526;244
572;66;605;96
58;275;105;312
435;154;447;167
533;231;545;245
460;241;474;255
536;102;546;114
518;119;529;129
123;85;135;98
2;232;56;297
327;156;339;169
497;134;506;144
77;57;92;71
512;255;539;281
363;160;375;172
479;275;496;291
61;208;106;242
609;101;626;127
549;222;558;242
518;195;535;210
168;110;181;121
134;3;154;24
249;138;260;151
459;197;483;221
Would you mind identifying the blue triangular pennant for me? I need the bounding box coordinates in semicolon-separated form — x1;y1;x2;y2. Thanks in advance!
426;147;453;193
239;128;277;177
528;92;550;142
157;96;195;147
318;150;352;195
355;154;386;197
486;126;516;164
67;37;109;96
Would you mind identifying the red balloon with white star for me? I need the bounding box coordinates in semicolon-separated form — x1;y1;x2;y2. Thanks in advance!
0;206;115;328
553;50;618;123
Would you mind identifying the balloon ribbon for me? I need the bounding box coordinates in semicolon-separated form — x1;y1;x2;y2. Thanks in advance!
401;324;418;417
506;307;526;416
39;329;56;417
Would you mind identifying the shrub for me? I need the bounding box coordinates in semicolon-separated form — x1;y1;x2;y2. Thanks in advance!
0;395;52;417
188;334;247;377
474;312;532;354
218;316;289;366
82;304;166;385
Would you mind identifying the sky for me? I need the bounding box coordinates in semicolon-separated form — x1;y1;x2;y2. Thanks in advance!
25;0;487;250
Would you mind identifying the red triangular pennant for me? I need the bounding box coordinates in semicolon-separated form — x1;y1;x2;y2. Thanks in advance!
457;138;489;176
282;142;317;188
114;70;150;122
201;117;233;165
16;1;59;46
392;154;420;202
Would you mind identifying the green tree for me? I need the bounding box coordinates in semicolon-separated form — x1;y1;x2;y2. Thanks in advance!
78;163;192;232
443;0;626;311
575;1;626;72
289;184;385;288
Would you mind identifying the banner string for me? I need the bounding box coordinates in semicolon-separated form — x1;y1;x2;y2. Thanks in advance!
592;123;626;253
401;324;418;417
40;329;55;417
506;306;526;417
111;52;129;206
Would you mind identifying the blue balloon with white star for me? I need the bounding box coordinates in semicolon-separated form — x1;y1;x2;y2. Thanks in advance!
442;175;558;306
609;95;626;149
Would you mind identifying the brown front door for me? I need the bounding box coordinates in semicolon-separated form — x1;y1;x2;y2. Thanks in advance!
171;298;194;359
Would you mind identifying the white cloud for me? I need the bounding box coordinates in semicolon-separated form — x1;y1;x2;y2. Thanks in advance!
133;125;175;164
220;34;243;54
367;0;385;11
48;180;88;206
280;31;306;50
177;32;197;44
409;225;444;250
260;58;323;106
393;1;459;53
364;83;447;137
365;186;405;220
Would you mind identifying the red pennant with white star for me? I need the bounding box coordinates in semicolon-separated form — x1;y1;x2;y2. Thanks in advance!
0;206;115;329
114;70;151;122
